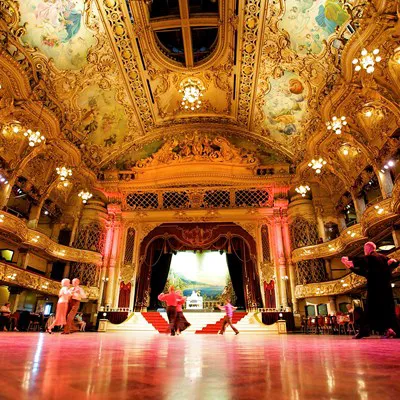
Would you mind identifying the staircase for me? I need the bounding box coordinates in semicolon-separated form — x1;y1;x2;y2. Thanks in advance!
195;312;247;334
142;312;170;333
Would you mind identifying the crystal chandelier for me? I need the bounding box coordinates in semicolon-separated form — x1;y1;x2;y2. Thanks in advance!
56;167;72;187
78;190;93;204
24;129;45;147
326;116;347;134
308;158;327;174
295;184;311;197
352;48;381;74
179;78;205;111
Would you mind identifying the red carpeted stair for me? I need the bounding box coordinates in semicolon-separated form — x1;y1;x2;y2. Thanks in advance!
195;312;247;334
141;312;169;333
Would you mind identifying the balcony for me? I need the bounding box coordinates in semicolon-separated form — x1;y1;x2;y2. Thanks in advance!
0;261;100;300
0;211;102;265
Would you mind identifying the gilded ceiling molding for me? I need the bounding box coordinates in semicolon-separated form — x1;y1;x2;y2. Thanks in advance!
236;0;266;127
96;0;154;132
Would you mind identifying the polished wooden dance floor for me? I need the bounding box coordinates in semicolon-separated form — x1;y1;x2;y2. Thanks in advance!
0;332;399;399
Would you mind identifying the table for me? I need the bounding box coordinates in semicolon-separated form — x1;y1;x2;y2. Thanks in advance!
261;312;295;331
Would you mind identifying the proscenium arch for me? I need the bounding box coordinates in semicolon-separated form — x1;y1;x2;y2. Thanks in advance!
135;222;262;311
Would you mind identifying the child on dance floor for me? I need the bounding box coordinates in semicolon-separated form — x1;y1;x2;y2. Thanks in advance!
217;298;239;335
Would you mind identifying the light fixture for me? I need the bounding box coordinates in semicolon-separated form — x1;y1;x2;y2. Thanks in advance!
56;166;72;187
0;214;4;223
391;283;395;288
1;121;23;135
0;174;8;185
342;148;349;156
179;78;205;111
381;160;396;172
379;244;395;251
44;210;49;215
308;158;327;174
362;106;373;118
326;116;347;134
24;129;45;147
78;190;93;204
6;273;17;280
352;48;381;74
393;47;400;64
281;275;289;281
31;235;40;243
295;184;310;197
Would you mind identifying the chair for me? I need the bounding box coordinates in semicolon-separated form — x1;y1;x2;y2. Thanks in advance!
337;315;348;335
323;316;333;334
28;321;40;331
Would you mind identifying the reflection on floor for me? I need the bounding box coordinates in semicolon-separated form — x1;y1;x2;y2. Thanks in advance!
0;332;399;399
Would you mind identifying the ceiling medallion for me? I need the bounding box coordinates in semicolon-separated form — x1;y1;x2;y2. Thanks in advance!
352;48;381;74
179;78;205;111
56;167;72;187
308;158;327;174
326;116;347;134
295;185;311;197
78;190;93;204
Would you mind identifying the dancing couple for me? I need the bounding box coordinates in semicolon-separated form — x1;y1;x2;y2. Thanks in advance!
158;286;190;336
46;278;87;334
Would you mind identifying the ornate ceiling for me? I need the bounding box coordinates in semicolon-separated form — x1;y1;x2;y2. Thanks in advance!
0;0;399;201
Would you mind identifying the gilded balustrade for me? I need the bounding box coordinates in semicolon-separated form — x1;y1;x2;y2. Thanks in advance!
295;251;400;299
0;212;102;265
292;197;399;263
291;224;366;263
0;261;99;300
361;198;398;235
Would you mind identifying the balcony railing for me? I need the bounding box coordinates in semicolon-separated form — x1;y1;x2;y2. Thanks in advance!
0;262;100;300
0;211;102;265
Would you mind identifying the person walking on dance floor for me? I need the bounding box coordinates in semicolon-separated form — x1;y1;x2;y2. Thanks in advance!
217;298;239;335
47;279;71;334
158;286;183;336
175;291;190;335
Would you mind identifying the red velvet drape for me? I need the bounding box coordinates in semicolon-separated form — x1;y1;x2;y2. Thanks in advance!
263;280;276;309
118;282;131;308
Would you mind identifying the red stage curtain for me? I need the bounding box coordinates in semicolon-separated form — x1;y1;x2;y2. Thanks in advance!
264;280;276;309
118;282;131;308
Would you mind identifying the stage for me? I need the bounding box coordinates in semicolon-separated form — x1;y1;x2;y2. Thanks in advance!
1;332;399;399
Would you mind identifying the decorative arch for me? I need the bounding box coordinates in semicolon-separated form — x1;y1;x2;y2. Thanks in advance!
135;222;262;311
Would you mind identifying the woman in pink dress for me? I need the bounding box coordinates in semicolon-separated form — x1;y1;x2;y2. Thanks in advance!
46;278;71;334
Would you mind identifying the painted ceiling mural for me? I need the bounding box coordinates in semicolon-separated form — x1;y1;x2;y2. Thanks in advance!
6;0;359;169
279;0;349;55
19;0;97;70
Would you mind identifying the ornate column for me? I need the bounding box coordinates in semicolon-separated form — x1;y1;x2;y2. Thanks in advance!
351;191;366;222
0;182;13;209
281;212;298;313
27;204;42;229
328;296;337;314
272;209;288;309
313;202;326;241
255;222;266;308
376;169;394;199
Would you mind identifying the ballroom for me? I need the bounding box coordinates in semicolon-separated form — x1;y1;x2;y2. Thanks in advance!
0;0;400;399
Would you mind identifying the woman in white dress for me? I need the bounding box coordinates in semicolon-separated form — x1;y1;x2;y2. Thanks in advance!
46;278;71;334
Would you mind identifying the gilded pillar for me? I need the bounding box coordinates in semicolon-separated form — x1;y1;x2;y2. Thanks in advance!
376;169;394;199
281;214;298;313
351;191;366;222
273;211;288;309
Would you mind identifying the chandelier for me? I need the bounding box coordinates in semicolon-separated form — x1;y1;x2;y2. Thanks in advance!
326;116;347;134
78;190;93;204
352;48;381;74
24;129;45;147
1;121;23;135
179;78;205;111
295;184;311;197
308;158;327;174
56;167;72;187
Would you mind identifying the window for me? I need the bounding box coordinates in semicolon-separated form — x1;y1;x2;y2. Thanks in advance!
317;304;328;316
305;305;316;317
